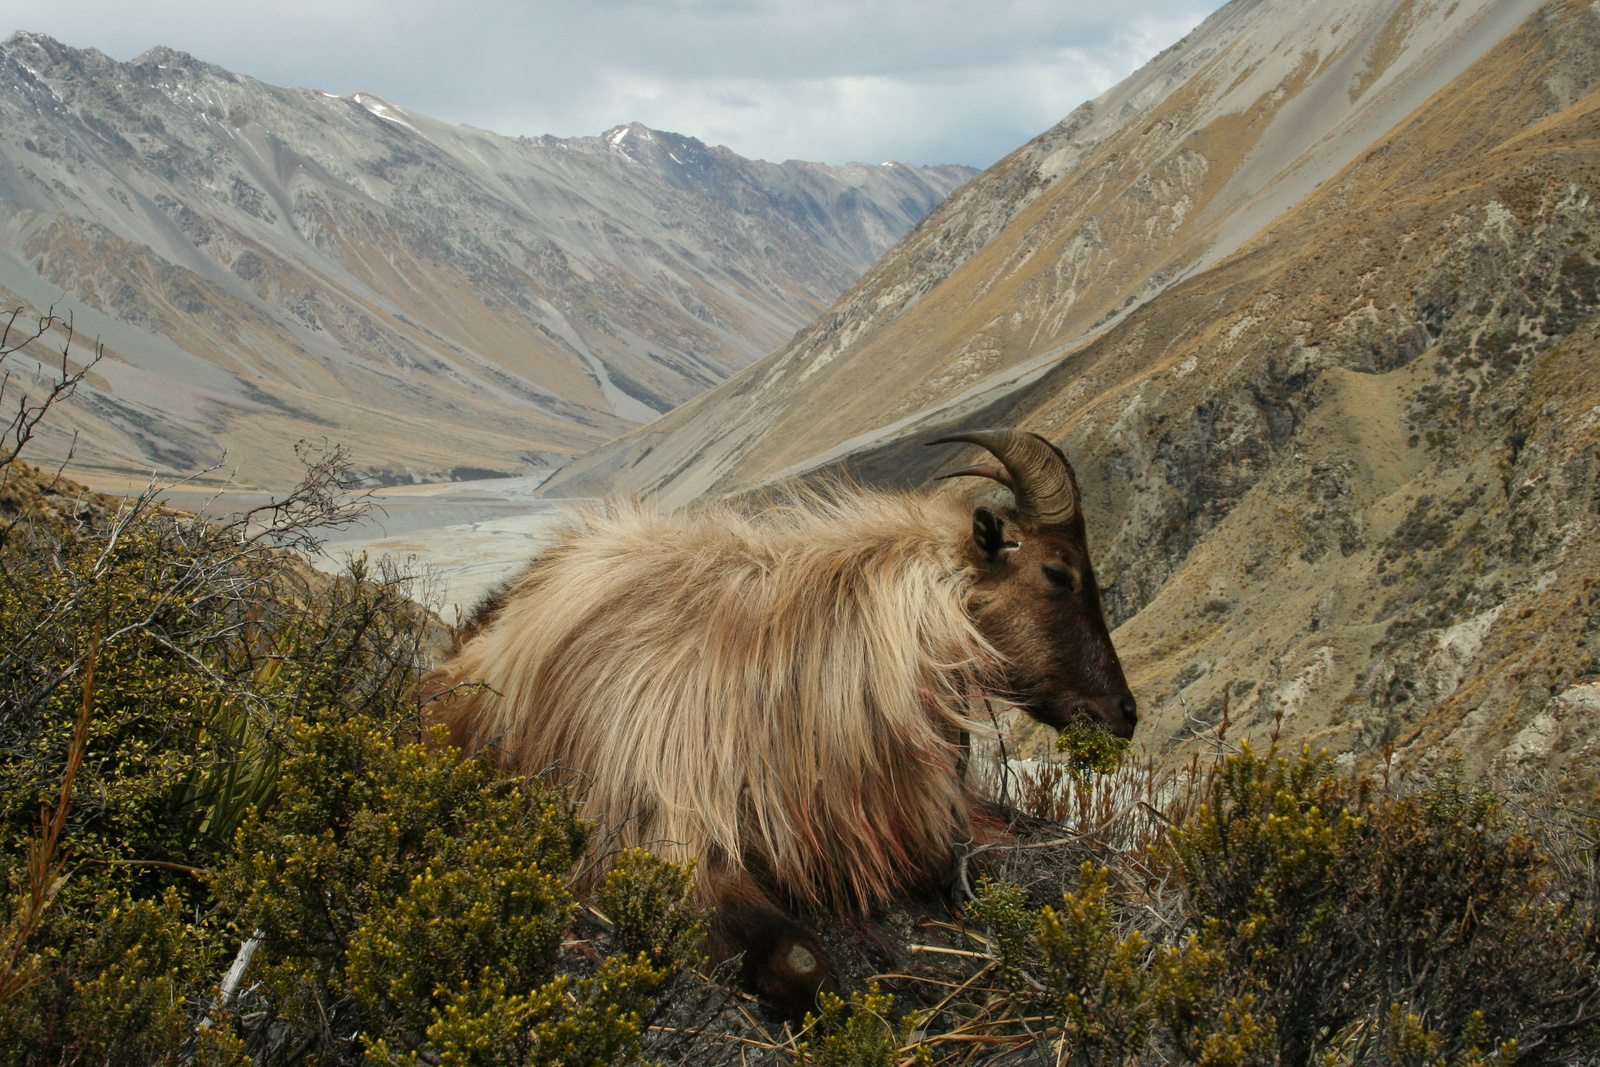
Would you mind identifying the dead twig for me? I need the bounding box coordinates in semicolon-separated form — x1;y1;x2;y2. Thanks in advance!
0;625;97;1006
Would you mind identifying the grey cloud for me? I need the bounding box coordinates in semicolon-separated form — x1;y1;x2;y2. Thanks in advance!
4;0;1221;165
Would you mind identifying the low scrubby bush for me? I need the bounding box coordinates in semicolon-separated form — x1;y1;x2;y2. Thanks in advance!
1171;747;1593;1063
953;744;1599;1066
0;457;702;1066
796;985;927;1067
211;714;692;1066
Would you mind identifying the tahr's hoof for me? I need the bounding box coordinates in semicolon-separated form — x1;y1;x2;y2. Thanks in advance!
753;936;838;1019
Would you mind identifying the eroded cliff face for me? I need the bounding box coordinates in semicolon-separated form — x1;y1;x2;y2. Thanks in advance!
0;35;971;488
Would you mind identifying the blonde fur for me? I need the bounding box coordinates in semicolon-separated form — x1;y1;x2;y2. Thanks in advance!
428;488;1003;910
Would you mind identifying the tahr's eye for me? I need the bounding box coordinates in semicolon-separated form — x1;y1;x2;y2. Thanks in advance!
1041;564;1079;593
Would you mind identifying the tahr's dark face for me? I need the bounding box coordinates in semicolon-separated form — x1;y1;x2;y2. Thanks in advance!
964;503;1137;740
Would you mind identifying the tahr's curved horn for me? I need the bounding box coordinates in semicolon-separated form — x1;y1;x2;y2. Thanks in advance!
927;429;1078;524
932;462;1013;489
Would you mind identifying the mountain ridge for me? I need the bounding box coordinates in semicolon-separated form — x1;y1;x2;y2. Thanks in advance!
542;0;1548;505
0;31;973;487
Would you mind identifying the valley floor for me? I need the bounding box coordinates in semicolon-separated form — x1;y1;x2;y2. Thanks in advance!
80;473;577;623
311;477;579;622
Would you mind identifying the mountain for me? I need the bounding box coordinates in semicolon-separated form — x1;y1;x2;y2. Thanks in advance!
568;123;974;273
546;0;1600;788
545;0;1551;504
0;33;973;488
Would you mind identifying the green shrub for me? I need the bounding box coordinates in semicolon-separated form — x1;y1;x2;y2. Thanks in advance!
1170;747;1596;1064
969;874;1032;988
213;714;606;1061
0;459;702;1066
0;886;215;1065
972;864;1270;1067
1148;923;1275;1067
1034;863;1154;1065
797;984;927;1067
0;455;436;915
1055;722;1131;783
939;744;1598;1066
1378;1005;1518;1067
595;848;707;968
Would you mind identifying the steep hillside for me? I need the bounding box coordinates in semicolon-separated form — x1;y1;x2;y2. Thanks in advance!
1007;0;1600;788
549;0;1600;789
545;0;1546;503
0;34;971;488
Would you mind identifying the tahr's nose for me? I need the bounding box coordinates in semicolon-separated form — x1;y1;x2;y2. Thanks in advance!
1119;693;1138;728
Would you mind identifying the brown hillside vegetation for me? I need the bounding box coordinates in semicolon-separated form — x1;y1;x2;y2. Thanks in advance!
987;0;1600;786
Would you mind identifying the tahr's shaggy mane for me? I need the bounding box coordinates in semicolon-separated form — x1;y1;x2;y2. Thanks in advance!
430;489;1003;911
430;429;1135;1013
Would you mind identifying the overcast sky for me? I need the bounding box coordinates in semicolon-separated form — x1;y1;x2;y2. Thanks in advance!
4;0;1225;168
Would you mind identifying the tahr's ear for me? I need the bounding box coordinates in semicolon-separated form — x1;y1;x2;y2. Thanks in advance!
972;506;1018;563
